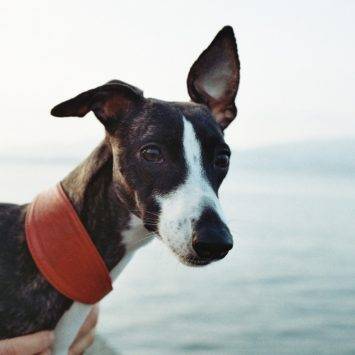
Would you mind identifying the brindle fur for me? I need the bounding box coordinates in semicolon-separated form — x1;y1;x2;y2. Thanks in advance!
0;140;128;339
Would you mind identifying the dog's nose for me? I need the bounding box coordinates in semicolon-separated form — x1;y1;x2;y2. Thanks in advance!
192;227;233;260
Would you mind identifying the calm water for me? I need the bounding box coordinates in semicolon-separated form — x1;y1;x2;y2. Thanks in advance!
1;159;354;354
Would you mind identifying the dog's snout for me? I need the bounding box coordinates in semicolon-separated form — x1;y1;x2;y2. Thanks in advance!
192;227;233;260
192;207;233;260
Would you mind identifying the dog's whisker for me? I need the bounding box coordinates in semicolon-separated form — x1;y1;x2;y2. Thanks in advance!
125;233;156;248
125;208;161;221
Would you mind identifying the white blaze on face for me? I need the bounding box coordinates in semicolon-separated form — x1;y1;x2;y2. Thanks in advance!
156;116;226;261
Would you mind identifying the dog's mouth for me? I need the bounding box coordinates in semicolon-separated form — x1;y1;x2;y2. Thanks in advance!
178;255;213;267
173;248;222;267
159;230;232;267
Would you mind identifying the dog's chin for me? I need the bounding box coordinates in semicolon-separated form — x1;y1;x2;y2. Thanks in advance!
177;254;213;267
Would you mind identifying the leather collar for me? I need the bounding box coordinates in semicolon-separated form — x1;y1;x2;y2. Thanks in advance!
25;183;112;304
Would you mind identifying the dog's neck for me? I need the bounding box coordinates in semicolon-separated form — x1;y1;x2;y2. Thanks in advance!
61;139;130;270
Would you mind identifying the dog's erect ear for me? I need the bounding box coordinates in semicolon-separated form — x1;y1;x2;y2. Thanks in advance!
51;80;144;131
187;26;240;130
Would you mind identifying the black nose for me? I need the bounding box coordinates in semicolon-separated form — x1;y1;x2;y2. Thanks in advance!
192;227;233;260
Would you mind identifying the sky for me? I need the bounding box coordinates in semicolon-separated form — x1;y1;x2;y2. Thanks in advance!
0;0;354;155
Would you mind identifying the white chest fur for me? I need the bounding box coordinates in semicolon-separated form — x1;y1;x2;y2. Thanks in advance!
53;214;152;355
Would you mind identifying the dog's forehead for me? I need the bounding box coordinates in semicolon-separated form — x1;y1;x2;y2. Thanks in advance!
125;99;225;145
172;101;225;144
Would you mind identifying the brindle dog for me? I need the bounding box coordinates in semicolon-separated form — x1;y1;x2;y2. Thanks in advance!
0;26;240;351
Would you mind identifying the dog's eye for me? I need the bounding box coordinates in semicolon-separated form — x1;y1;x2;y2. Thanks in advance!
141;145;163;163
214;152;230;169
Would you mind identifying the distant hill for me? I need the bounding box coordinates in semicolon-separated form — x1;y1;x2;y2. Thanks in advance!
234;138;355;175
0;140;95;165
1;138;354;175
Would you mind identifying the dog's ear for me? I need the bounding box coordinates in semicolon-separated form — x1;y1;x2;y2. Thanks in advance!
187;26;240;130
51;80;144;131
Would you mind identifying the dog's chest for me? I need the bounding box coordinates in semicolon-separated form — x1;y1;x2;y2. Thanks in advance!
53;214;153;354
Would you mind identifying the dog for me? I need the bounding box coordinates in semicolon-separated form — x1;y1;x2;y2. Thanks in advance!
0;26;240;353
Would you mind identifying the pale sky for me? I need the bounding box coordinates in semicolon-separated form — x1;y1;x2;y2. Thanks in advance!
0;0;354;155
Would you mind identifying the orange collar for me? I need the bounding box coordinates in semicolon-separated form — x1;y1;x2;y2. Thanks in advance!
25;183;112;304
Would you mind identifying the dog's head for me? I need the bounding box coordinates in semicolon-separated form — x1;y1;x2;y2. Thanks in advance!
51;26;240;266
